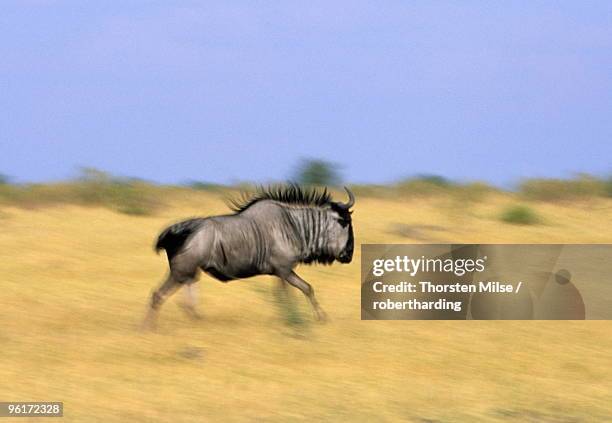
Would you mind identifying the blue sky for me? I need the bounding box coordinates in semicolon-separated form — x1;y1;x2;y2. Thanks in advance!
1;1;611;186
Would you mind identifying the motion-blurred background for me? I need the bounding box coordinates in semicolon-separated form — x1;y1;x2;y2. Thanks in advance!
1;2;611;422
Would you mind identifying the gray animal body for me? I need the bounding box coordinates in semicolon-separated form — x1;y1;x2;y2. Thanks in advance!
143;185;355;328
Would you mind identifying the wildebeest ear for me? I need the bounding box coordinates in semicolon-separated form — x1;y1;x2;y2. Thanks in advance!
337;187;355;210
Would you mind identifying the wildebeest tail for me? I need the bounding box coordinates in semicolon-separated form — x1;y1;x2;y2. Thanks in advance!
155;218;204;260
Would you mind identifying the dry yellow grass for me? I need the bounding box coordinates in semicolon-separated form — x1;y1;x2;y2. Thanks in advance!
1;192;611;422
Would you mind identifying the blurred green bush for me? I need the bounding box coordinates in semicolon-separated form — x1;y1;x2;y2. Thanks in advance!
1;168;611;217
294;158;341;187
500;205;540;225
519;174;606;201
0;168;159;216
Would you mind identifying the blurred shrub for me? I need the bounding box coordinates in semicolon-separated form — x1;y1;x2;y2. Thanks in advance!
294;158;341;186
112;184;158;216
500;205;540;225
395;175;499;201
0;184;18;204
185;181;224;191
0;168;159;216
0;174;13;204
453;182;498;203
351;178;498;201
605;176;612;198
350;184;394;199
396;175;453;196
74;168;159;215
519;175;606;201
413;174;452;187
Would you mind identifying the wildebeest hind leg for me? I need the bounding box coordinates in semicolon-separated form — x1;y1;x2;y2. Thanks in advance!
178;281;202;320
142;273;182;330
284;271;327;322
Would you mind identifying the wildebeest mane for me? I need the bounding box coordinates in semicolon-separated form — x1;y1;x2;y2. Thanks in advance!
229;184;332;213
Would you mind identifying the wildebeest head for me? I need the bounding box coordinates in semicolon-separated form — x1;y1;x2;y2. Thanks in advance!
328;187;355;263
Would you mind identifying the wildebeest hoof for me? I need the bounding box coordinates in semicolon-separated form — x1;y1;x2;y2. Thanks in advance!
178;302;203;320
140;320;158;332
188;312;203;321
315;310;328;323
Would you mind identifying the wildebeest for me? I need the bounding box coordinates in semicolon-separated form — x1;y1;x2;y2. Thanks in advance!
143;184;355;329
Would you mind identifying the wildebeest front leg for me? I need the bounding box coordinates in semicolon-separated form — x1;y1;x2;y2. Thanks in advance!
275;278;292;305
284;271;327;322
142;274;182;330
277;278;289;296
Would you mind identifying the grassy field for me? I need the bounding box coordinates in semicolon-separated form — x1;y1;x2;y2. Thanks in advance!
1;191;611;422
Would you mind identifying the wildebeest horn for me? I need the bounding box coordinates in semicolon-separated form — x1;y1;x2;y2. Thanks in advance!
338;187;355;209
